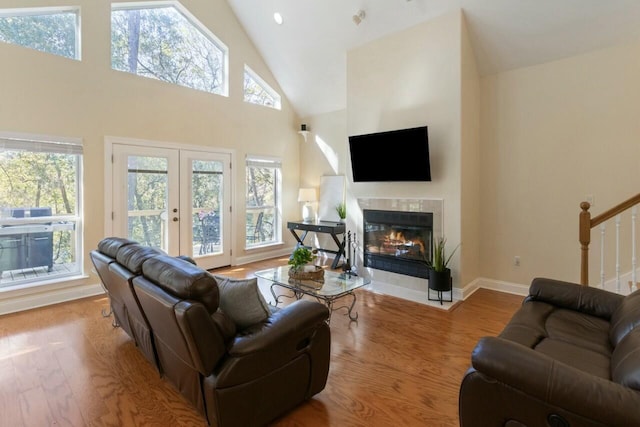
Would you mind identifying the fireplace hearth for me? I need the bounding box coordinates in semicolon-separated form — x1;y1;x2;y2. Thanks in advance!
363;209;433;279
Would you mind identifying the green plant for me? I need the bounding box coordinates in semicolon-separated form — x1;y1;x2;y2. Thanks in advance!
428;237;460;272
335;202;346;219
288;246;315;270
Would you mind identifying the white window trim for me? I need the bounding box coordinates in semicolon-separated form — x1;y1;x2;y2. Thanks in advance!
0;130;85;288
111;0;229;96
244;65;282;110
0;6;82;60
245;155;282;249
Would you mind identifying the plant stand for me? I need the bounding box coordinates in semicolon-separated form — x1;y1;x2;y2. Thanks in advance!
428;268;453;305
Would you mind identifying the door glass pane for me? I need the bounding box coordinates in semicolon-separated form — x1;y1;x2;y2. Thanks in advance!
127;156;168;251
192;160;223;256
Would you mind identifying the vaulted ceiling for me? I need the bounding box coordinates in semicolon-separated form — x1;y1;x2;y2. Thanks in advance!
226;0;640;118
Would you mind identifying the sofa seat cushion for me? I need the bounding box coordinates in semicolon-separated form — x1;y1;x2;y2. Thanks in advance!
534;338;611;379
542;308;612;356
500;301;612;379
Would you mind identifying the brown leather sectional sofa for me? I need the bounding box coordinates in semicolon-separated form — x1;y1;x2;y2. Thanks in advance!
460;277;640;427
90;237;331;427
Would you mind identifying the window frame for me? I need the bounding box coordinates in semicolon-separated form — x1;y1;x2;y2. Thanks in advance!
0;131;84;289
243;65;282;110
110;0;229;96
0;6;81;60
245;155;282;249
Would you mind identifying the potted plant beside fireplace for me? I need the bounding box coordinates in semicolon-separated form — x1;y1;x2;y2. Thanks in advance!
427;237;459;303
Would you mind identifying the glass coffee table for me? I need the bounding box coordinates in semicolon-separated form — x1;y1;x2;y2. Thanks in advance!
255;266;370;322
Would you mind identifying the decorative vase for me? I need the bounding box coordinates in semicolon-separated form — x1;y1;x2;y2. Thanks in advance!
428;268;451;292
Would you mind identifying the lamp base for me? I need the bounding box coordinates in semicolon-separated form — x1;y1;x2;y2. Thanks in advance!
302;203;314;222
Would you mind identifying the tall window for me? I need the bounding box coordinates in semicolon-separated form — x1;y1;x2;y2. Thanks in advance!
111;1;228;95
0;135;83;288
243;65;281;109
246;156;281;247
0;7;80;60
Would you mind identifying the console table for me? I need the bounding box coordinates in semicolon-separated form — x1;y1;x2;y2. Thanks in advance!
287;220;345;269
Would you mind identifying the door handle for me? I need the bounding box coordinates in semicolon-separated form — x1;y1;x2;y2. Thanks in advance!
173;217;179;222
173;208;178;213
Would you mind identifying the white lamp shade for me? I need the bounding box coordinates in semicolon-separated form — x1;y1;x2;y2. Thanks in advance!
298;188;317;202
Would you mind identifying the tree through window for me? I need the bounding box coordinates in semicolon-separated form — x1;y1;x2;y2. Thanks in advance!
244;65;281;109
246;157;281;247
0;7;79;59
111;2;228;95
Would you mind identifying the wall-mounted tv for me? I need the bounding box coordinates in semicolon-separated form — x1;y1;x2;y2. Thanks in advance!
348;126;431;182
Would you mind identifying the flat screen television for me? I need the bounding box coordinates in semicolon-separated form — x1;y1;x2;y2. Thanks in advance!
348;126;431;182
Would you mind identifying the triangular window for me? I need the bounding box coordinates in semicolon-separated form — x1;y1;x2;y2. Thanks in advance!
244;65;281;110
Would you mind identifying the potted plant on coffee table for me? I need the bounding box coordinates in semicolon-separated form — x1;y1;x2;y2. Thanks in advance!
427;237;459;296
288;246;324;281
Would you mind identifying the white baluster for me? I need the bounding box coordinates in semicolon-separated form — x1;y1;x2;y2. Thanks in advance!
633;206;637;291
616;215;621;294
600;223;606;289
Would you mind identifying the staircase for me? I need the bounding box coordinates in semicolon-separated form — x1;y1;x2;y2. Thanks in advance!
579;193;640;293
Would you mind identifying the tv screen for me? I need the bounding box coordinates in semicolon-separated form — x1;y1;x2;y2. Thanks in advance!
348;126;431;182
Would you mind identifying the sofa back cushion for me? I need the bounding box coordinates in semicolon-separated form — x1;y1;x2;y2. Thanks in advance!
142;255;219;314
609;289;640;347
116;244;164;275
611;327;640;390
97;237;136;258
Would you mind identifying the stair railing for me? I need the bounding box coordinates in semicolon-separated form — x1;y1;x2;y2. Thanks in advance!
580;193;640;289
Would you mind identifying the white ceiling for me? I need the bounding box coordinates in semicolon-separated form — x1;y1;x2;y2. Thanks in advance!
226;0;640;118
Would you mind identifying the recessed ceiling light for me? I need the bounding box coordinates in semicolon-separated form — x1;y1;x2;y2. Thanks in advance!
273;12;283;25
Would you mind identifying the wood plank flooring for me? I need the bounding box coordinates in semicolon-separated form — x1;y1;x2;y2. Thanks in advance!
0;256;523;426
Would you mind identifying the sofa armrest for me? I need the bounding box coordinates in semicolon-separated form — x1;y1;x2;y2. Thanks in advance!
230;299;329;355
472;336;640;426
213;300;330;387
528;277;623;319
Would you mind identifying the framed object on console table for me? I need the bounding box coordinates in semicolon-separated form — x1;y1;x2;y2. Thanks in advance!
318;175;345;222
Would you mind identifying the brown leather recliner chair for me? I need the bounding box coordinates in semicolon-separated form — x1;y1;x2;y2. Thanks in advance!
90;238;165;372
459;277;640;427
132;254;331;427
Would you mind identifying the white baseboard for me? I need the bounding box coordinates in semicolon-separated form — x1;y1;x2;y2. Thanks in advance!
0;282;105;315
460;277;529;299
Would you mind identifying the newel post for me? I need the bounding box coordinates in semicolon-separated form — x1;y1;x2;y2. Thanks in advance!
579;202;592;285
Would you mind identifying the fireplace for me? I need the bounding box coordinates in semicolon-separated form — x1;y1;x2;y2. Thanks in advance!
363;209;433;279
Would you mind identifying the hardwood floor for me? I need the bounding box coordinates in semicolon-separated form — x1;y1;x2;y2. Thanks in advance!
0;257;523;426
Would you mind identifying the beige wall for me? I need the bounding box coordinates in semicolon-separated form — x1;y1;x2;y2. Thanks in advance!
0;0;301;296
460;14;481;286
346;11;465;288
480;41;640;286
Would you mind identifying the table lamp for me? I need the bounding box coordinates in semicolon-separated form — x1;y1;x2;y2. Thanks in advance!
298;188;317;222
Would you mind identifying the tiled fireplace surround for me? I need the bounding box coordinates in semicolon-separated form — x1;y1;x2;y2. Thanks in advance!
356;198;452;308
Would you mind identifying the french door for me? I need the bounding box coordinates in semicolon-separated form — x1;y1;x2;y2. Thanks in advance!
112;144;231;269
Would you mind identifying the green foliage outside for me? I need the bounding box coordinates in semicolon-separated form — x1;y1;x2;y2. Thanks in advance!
0;11;77;59
244;70;278;107
0;150;78;264
246;165;277;245
111;6;224;94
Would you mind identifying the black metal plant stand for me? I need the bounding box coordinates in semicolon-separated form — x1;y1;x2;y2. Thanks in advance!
428;274;453;305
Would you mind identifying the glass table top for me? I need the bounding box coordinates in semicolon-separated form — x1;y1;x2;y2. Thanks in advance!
255;266;370;297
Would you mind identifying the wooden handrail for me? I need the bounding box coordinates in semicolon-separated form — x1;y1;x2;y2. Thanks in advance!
579;193;640;285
